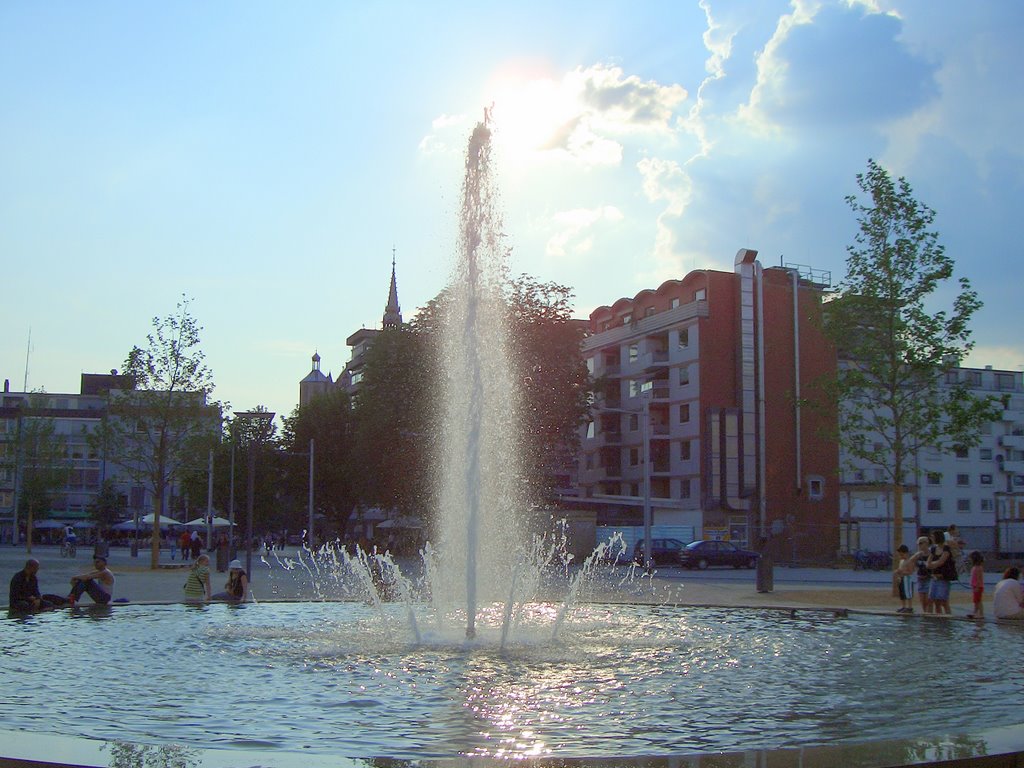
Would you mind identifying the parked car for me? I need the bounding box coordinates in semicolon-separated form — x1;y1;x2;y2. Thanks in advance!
678;540;760;570
632;538;687;566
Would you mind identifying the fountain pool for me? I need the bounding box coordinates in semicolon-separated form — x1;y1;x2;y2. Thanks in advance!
2;600;1023;762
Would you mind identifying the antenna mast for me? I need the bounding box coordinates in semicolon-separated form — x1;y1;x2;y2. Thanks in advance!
22;327;31;392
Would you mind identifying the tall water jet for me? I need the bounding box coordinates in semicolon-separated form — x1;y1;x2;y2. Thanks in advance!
435;113;523;639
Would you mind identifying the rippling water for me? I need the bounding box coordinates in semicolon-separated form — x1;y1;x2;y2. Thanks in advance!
1;602;1020;759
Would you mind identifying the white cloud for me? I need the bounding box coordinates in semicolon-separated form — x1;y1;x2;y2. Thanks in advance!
637;157;693;283
545;205;624;258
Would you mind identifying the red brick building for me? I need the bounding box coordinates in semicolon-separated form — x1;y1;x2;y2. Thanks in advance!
577;249;839;562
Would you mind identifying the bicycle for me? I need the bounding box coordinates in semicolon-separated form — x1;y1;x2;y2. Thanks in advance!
60;540;77;558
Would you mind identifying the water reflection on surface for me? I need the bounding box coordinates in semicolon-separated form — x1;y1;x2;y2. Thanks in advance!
1;603;1022;760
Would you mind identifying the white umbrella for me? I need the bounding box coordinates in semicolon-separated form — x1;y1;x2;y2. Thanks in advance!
376;516;423;530
139;512;181;527
183;516;233;528
33;520;65;529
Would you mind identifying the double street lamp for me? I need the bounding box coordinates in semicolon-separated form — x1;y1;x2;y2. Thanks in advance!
232;410;275;579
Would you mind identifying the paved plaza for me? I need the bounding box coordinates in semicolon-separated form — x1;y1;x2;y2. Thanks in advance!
0;541;991;615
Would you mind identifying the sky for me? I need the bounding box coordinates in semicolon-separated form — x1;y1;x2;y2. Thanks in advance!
1;0;1021;423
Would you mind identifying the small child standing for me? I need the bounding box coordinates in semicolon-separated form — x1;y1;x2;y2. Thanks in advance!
966;550;985;619
894;544;916;613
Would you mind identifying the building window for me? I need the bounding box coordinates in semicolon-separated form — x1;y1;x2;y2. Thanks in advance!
678;328;689;349
968;371;982;387
927;472;942;486
980;448;993;461
997;373;1015;390
954;446;969;459
678;365;690;386
808;476;825;500
628;414;639;432
645;306;655;317
694;288;706;301
628;344;639;362
680;478;691;499
0;490;12;507
679;404;690;424
981;499;994;512
980;474;993;486
680;440;691;461
629;448;640;466
927;499;942;513
956;473;970;486
586;422;595;439
671;298;680;309
629;483;640;497
622;314;632;325
957;499;971;513
1015;475;1024;487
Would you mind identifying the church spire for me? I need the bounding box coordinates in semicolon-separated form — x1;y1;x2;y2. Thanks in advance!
382;246;403;330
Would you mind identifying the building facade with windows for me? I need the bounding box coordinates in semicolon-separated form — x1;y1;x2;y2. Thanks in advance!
577;249;839;561
839;366;1024;554
0;372;218;543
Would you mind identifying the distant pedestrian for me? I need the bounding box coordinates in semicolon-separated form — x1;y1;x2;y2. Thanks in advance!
190;530;202;560
893;544;916;613
965;551;985;619
912;536;933;613
168;531;177;561
926;530;956;615
180;530;192;560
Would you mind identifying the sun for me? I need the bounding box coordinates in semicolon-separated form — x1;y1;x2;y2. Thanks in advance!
483;70;580;168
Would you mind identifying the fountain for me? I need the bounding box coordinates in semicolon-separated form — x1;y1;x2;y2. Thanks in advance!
2;117;1024;767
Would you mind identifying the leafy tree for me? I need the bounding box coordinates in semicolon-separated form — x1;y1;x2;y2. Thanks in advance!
88;478;126;538
14;398;70;552
824;159;1000;548
92;296;221;568
351;328;437;524
281;388;355;540
228;407;280;541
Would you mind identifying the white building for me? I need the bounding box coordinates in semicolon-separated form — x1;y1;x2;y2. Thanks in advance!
840;364;1024;554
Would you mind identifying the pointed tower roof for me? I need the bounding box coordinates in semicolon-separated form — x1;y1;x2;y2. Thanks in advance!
382;247;403;330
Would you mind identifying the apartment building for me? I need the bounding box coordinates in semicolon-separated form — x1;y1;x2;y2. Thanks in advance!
0;372;218;543
0;373;131;542
577;249;839;561
840;365;1024;553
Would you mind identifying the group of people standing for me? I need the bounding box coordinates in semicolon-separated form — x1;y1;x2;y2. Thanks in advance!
893;524;1024;620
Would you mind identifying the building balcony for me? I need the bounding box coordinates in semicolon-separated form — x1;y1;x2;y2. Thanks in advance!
1000;458;1024;474
1001;409;1023;422
999;434;1024;450
648;384;671;401
641;350;671;371
650;423;671;437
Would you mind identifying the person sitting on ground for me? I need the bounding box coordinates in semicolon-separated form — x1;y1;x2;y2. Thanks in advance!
67;555;115;606
183;554;211;602
992;567;1024;620
9;559;62;612
212;559;249;602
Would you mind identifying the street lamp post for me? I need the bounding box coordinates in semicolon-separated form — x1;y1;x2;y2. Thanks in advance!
233;410;275;580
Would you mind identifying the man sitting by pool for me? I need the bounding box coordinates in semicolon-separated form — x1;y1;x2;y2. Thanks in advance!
67;555;115;606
